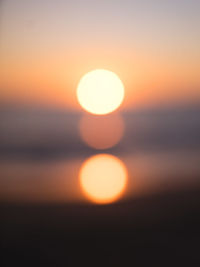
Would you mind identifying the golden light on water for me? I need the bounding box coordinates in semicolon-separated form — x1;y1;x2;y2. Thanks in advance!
79;154;128;204
79;114;124;149
77;69;125;115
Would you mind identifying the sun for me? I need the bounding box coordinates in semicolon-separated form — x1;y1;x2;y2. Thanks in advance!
77;69;125;115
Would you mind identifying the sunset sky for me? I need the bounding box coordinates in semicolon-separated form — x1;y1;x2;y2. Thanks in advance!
0;0;200;110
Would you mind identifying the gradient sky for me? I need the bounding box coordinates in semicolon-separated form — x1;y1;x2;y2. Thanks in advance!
0;0;200;110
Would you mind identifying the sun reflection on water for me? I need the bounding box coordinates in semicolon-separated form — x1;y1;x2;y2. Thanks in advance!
79;154;128;204
79;114;124;149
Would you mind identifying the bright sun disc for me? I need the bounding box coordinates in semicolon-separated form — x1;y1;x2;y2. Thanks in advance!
77;69;125;115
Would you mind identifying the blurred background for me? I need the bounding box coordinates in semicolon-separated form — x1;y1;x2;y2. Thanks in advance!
0;0;200;266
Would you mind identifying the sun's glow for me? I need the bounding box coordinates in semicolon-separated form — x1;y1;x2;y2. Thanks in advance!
79;154;128;204
77;69;125;115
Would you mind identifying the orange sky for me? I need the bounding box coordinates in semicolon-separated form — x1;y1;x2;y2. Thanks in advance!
0;0;200;111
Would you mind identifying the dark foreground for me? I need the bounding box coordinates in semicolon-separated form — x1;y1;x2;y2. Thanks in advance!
1;187;200;267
